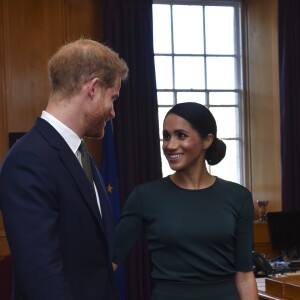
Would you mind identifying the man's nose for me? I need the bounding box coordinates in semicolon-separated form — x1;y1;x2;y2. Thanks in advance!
109;106;116;119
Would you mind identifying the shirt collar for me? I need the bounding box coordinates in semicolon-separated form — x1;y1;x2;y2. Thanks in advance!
41;111;81;154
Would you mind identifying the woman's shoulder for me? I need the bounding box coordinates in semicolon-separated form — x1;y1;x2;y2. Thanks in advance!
216;177;251;196
126;177;172;208
135;176;171;192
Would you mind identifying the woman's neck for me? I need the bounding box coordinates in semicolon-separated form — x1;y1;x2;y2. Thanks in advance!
170;169;216;190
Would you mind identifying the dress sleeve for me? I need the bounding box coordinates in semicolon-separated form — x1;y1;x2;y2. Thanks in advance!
235;190;254;271
114;187;143;265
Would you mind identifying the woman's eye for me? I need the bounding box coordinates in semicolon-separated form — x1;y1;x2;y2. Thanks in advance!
177;132;187;139
162;132;170;141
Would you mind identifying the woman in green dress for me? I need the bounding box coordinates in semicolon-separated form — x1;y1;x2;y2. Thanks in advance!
113;102;258;300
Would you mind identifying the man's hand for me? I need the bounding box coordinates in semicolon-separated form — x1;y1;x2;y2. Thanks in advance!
112;263;118;271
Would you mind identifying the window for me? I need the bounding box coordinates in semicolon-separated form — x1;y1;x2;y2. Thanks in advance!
153;0;244;184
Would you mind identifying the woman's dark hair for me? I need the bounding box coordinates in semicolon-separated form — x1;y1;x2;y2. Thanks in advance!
165;102;226;165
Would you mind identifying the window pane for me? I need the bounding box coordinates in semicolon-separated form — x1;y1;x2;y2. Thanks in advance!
209;92;238;105
206;57;236;89
177;92;206;104
210;107;239;138
158;107;171;139
173;5;204;54
155;56;173;89
174;56;205;89
157;92;174;105
153;4;172;53
210;140;240;183
205;6;235;55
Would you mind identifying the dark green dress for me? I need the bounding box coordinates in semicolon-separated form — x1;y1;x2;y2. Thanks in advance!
114;177;254;299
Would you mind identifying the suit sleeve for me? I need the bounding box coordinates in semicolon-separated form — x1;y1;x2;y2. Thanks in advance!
0;150;74;300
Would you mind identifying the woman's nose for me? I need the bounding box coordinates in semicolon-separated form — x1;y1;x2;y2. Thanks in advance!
165;137;178;149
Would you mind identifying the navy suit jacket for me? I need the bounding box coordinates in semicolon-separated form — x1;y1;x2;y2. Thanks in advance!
0;118;118;300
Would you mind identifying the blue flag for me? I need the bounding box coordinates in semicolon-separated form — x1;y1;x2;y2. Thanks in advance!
100;120;126;300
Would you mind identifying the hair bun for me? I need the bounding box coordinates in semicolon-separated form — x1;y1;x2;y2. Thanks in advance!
205;138;226;166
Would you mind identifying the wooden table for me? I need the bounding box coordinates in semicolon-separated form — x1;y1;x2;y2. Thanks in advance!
258;274;300;300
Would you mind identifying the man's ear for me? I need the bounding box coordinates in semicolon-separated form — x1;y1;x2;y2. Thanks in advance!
87;77;100;98
203;133;214;149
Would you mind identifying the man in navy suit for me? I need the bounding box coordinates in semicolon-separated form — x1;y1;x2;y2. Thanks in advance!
0;38;128;300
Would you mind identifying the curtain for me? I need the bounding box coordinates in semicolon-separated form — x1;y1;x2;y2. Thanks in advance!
103;0;162;299
278;0;300;211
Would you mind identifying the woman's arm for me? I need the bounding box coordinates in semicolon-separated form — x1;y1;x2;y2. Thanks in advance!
235;271;258;300
113;188;143;266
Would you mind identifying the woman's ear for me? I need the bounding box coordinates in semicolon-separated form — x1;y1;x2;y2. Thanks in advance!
203;133;214;149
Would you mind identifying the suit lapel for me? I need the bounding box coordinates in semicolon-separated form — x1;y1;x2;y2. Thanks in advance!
91;162;115;261
34;118;104;232
59;150;104;229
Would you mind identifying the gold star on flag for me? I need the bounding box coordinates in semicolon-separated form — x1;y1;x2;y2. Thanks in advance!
107;184;113;193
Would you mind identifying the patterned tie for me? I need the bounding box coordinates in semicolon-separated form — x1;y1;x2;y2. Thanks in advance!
79;140;94;186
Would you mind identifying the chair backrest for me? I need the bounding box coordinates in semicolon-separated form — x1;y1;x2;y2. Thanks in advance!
0;255;12;300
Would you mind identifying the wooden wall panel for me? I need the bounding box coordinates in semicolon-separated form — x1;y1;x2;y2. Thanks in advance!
244;0;281;217
0;212;10;257
0;0;102;164
64;0;103;42
3;0;64;133
0;0;8;160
